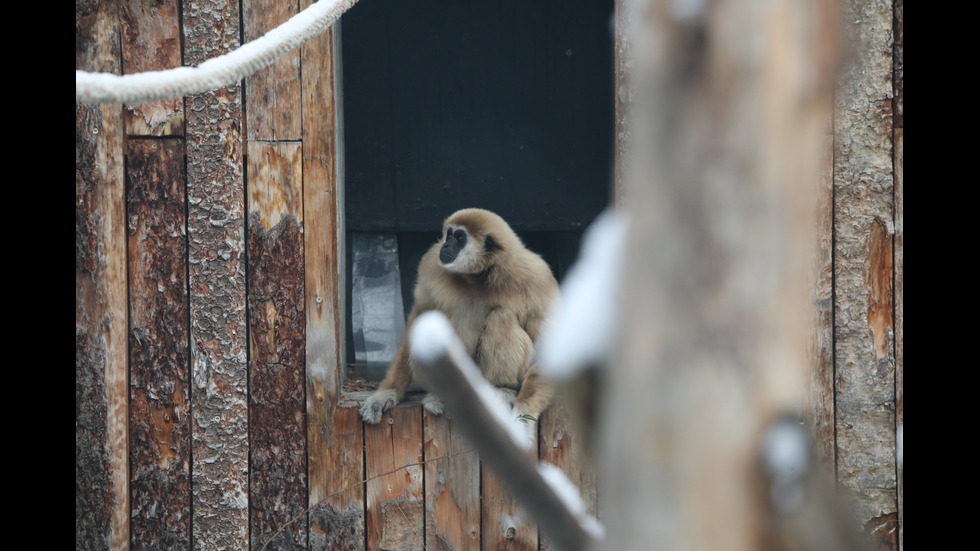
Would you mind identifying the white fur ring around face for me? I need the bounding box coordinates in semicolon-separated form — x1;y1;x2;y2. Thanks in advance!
360;388;399;424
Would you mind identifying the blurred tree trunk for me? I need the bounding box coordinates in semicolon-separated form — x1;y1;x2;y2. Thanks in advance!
603;0;841;549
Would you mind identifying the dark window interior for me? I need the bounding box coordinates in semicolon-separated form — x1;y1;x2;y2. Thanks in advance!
341;0;614;384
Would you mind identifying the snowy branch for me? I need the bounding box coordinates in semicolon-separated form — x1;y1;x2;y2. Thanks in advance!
410;311;600;551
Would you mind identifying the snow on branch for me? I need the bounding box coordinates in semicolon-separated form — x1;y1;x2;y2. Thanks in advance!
410;311;600;551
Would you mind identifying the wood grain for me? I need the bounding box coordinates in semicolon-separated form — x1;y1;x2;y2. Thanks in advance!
365;405;424;551
120;0;183;136
538;401;597;551
247;142;308;550
76;0;128;547
424;411;480;551
127;139;191;549
245;0;302;141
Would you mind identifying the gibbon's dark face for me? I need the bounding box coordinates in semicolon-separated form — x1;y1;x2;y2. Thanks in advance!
440;227;468;265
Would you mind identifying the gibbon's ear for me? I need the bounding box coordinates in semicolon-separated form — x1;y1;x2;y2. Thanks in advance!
484;234;501;253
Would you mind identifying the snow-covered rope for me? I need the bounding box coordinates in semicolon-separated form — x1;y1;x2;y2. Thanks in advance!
76;0;358;104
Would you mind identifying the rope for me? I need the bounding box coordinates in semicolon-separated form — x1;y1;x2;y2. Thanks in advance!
76;0;358;104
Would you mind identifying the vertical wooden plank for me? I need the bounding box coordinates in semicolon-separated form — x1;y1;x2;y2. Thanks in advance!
424;411;480;551
893;128;903;551
481;435;538;551
183;0;248;548
76;0;128;548
365;405;424;551
127;139;191;549
247;142;309;550
245;0;302;141
834;0;897;547
806;136;836;464
301;9;362;547
893;0;903;129
120;0;184;136
602;0;838;547
538;403;597;551
308;406;365;551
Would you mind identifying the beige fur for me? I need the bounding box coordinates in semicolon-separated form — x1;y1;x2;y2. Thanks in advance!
360;208;558;424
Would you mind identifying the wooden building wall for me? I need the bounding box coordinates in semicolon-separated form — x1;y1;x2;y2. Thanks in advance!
76;0;903;549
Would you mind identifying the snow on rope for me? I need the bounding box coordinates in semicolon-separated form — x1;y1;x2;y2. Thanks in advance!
76;0;358;104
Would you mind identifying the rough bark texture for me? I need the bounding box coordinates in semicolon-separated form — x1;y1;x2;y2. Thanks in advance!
120;0;183;136
538;402;598;551
893;0;902;128
424;412;480;551
245;0;302;141
365;405;424;551
76;0;128;548
834;0;897;543
184;2;247;548
247;141;309;551
807;137;836;464
893;128;903;551
127;139;191;549
603;0;838;549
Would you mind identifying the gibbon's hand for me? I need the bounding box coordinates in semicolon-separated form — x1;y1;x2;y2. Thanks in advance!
360;389;399;424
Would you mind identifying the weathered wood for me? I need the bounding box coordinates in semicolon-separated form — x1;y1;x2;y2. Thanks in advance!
126;139;191;549
299;16;362;549
120;0;183;136
893;128;903;551
480;464;537;551
538;401;597;551
76;0;128;548
603;0;839;548
247;142;308;550
806;136;836;464
245;0;302;141
423;412;480;551
309;406;365;551
365;405;424;551
834;0;898;546
184;1;247;548
893;0;903;128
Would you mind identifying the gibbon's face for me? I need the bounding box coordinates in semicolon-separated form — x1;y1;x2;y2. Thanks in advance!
439;225;483;273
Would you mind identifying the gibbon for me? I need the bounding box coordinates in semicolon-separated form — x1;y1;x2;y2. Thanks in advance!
359;208;558;425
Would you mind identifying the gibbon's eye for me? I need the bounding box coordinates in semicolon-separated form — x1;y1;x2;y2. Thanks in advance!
446;229;452;242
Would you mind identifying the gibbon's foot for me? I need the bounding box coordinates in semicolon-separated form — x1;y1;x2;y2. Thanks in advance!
422;393;444;415
360;389;399;424
493;387;518;407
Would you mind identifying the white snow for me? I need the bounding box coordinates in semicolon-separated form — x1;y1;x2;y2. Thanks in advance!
411;311;533;450
538;463;605;540
537;209;628;380
410;310;454;364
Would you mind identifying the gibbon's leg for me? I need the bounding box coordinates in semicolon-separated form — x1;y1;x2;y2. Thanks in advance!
476;308;533;389
360;339;413;424
512;371;554;421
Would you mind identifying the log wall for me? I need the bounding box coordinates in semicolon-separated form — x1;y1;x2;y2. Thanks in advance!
76;0;903;549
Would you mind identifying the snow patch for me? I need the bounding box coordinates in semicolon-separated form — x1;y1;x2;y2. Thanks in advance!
537;209;628;380
538;463;605;540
